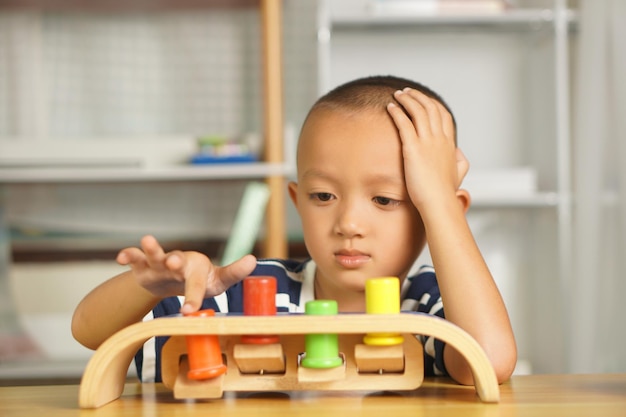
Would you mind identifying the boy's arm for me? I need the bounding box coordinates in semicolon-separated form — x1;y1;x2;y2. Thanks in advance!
388;89;517;385
71;235;256;350
421;190;517;384
71;270;162;350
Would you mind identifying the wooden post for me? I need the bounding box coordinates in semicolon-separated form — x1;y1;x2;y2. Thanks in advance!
260;0;287;258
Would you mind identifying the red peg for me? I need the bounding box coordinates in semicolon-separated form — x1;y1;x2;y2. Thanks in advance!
184;309;227;380
241;276;280;344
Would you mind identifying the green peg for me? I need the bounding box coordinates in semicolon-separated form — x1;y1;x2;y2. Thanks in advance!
301;300;343;369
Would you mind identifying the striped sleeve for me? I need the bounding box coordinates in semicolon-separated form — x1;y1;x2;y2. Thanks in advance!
401;265;447;377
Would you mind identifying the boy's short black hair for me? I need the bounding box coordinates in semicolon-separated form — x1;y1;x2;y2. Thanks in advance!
307;75;457;143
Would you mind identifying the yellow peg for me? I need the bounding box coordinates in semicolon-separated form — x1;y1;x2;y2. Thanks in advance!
363;277;404;346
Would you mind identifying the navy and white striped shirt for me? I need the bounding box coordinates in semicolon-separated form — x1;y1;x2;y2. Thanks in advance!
135;259;446;382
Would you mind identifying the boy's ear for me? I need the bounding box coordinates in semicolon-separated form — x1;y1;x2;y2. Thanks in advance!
288;181;299;207
455;188;471;214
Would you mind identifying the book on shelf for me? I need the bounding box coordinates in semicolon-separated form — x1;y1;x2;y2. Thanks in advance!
371;0;512;15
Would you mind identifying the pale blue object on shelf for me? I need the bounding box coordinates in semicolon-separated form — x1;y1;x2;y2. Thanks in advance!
0;205;21;334
220;181;271;266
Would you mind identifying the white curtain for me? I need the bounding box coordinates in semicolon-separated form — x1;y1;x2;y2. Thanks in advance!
571;0;626;373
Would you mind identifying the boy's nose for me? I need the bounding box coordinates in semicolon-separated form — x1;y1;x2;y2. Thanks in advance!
333;201;366;238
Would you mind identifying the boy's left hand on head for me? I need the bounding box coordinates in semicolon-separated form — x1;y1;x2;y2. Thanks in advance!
387;88;468;210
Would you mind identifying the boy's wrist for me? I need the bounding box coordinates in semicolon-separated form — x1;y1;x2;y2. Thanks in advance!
414;189;462;214
418;192;468;228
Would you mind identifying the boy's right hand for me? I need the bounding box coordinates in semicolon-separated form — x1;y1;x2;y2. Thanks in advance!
116;235;257;314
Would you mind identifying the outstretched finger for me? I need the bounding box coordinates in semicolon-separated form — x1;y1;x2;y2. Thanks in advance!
164;250;186;273
116;247;146;266
140;235;167;265
180;256;213;315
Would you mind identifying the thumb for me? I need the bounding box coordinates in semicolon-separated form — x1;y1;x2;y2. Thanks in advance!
215;254;258;290
181;254;258;315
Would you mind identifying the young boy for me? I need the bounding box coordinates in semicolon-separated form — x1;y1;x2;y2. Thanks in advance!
72;75;516;385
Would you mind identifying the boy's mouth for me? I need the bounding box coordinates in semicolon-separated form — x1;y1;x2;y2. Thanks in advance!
334;249;371;269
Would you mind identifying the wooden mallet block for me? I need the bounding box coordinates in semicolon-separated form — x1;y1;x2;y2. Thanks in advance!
233;343;286;374
174;356;225;400
354;343;405;373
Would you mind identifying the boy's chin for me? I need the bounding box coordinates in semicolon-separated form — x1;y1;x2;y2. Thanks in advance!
342;279;368;293
335;272;373;293
317;267;366;291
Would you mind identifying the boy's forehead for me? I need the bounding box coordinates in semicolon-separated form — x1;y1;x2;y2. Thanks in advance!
298;107;395;151
296;107;405;177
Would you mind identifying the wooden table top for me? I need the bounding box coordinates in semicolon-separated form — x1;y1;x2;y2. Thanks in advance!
1;374;625;417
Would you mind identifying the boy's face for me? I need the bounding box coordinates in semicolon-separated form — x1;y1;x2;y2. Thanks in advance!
289;107;427;300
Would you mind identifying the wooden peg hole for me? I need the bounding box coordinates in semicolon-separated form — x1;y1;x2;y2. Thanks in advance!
354;343;405;374
233;343;286;375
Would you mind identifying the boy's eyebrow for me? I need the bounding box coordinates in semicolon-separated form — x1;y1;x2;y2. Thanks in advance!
367;174;406;188
301;168;405;187
301;168;333;180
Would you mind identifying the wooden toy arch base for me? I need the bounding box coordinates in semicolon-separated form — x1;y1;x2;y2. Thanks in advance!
78;313;500;408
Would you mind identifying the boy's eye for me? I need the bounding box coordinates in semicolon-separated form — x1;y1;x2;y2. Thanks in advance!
310;192;334;202
373;196;400;206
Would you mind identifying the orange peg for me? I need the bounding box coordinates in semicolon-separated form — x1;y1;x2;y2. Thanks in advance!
184;309;227;380
241;276;280;344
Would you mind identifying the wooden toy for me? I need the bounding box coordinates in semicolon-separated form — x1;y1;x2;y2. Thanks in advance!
78;277;501;408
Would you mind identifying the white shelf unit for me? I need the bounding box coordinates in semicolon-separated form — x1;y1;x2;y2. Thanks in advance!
316;0;576;373
0;163;294;184
328;5;576;27
0;136;294;183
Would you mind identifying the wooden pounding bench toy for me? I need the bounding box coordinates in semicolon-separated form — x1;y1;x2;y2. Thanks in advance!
79;277;500;408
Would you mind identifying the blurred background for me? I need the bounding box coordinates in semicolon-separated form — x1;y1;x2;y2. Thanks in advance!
1;0;624;384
